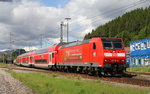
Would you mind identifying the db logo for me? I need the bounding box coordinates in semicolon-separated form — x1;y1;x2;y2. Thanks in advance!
113;53;117;56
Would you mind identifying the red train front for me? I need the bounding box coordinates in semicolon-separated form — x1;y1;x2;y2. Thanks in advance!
101;38;126;75
58;37;126;75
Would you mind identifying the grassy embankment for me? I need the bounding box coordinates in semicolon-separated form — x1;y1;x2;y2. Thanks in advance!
6;70;150;94
127;67;150;72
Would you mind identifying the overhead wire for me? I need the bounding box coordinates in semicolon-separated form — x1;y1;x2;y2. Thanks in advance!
52;0;150;33
70;0;150;26
72;0;150;32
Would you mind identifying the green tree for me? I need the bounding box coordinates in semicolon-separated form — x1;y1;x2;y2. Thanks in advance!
84;6;150;46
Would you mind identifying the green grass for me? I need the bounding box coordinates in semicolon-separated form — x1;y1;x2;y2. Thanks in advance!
127;67;150;72
0;63;16;68
0;63;9;67
6;70;150;94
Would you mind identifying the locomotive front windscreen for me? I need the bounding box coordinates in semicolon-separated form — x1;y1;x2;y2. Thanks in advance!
102;39;123;49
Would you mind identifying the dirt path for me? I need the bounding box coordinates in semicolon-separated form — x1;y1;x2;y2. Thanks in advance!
0;69;36;94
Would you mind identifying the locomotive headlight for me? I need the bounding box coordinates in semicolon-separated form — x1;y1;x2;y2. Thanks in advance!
104;53;112;56
120;59;125;62
104;59;110;62
117;53;125;57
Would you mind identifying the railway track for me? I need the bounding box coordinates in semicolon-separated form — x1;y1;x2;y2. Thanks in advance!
101;77;150;87
1;66;150;87
127;71;150;76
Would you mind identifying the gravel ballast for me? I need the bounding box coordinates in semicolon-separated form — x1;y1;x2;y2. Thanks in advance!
0;68;36;94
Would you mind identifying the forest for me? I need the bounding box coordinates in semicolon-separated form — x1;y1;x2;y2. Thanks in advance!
84;7;150;46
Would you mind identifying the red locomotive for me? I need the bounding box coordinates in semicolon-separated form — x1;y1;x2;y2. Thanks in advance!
15;37;126;76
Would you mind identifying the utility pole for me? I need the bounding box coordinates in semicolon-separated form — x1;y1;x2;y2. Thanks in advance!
65;18;71;43
9;32;12;64
60;21;64;43
3;54;5;64
40;34;44;48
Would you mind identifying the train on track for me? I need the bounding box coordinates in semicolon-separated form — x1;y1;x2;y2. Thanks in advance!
14;37;127;76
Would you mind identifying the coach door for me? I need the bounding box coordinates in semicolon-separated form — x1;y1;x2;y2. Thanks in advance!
30;56;34;64
49;52;54;65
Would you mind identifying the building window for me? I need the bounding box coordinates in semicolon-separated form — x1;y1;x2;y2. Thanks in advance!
141;59;144;66
131;58;135;65
148;41;150;48
138;59;141;66
130;45;135;51
148;58;150;66
141;43;144;50
135;43;138;50
137;43;141;49
144;42;147;49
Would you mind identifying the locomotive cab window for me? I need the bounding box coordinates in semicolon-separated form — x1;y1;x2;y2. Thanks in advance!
113;42;122;49
102;39;123;49
93;43;96;50
103;42;112;49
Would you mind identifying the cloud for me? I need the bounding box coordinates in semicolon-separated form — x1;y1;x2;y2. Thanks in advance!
0;0;12;2
63;0;150;40
0;0;150;50
0;0;63;50
23;46;37;52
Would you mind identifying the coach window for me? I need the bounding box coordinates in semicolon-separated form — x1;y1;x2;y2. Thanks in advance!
35;59;47;63
93;43;96;50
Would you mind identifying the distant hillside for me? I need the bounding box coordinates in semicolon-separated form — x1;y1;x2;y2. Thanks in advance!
84;7;150;46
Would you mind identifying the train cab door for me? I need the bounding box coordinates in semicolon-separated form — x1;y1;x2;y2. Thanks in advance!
90;42;97;63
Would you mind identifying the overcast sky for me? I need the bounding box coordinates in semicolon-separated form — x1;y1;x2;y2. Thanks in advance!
0;0;150;51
